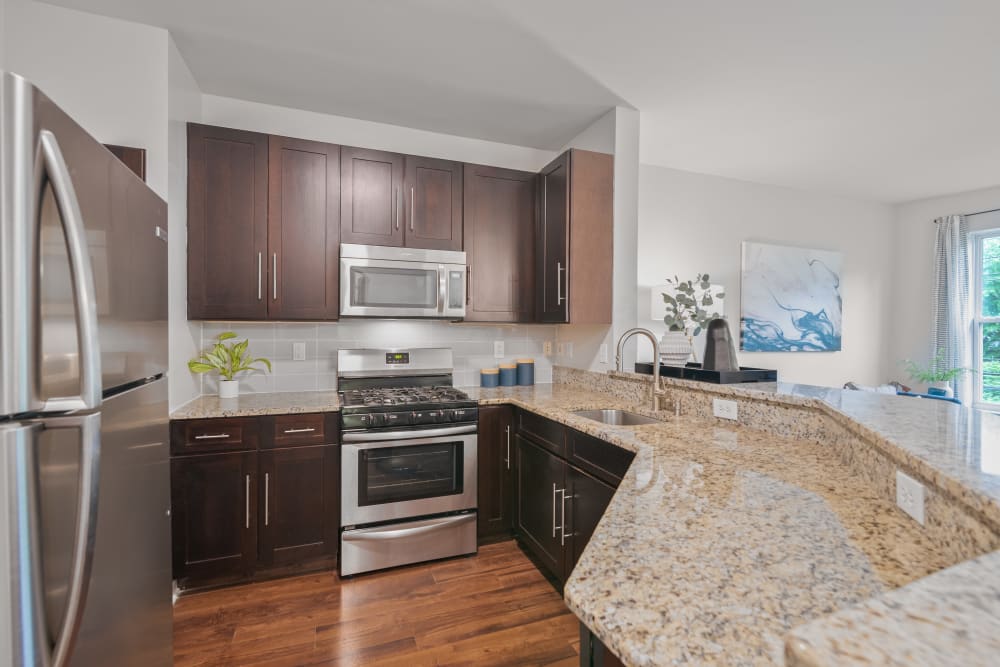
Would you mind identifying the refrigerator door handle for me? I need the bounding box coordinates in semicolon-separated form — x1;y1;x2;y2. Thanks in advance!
37;413;102;667
36;130;102;413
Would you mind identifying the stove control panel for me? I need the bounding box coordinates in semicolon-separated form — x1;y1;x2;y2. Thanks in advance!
342;407;479;431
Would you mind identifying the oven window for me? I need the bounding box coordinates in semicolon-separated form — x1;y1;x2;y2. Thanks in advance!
358;442;463;506
350;266;437;309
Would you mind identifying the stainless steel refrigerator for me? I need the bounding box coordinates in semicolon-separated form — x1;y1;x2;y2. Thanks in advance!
0;72;172;665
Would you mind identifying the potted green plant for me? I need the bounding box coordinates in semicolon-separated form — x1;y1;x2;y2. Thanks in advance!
903;349;969;398
189;332;272;398
661;274;725;365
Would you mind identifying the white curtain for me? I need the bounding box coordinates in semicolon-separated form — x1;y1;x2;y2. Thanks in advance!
932;215;972;401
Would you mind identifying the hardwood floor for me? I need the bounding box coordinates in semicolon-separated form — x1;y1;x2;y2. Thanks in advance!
173;540;580;666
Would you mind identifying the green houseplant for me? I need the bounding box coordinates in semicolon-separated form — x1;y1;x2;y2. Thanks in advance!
189;332;272;398
903;349;969;398
661;274;725;364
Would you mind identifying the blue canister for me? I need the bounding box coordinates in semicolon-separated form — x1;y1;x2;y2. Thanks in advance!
516;358;535;386
499;364;517;386
481;368;499;388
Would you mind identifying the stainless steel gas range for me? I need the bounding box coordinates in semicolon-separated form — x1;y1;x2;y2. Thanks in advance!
337;348;478;576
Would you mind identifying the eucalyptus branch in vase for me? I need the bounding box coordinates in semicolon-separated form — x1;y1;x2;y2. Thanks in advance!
662;273;725;363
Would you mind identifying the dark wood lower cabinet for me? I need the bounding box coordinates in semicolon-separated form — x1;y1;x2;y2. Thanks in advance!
580;623;627;667
566;466;615;569
259;446;339;568
477;405;514;542
515;435;567;579
171;452;257;588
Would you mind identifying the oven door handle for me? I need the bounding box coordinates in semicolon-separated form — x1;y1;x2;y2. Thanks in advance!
341;424;477;443
342;513;475;541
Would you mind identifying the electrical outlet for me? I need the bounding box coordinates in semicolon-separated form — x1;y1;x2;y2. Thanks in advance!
292;342;306;361
556;342;565;356
712;398;738;420
896;470;925;525
599;343;609;364
493;340;505;359
543;341;553;356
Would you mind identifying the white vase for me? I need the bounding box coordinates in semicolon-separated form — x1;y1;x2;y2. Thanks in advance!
659;331;692;366
218;379;239;399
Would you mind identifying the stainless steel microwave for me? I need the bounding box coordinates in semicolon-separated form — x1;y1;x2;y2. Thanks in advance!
339;244;466;319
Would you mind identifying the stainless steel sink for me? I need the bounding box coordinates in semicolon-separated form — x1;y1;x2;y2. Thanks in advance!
572;409;660;426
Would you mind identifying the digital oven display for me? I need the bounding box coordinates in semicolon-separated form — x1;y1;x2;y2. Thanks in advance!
385;352;410;365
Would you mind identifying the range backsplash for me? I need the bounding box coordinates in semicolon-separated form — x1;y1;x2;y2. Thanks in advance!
198;320;558;394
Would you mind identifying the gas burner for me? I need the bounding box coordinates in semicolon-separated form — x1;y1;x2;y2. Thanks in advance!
341;385;472;409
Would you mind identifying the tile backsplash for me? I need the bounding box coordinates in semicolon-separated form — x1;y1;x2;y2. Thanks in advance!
197;320;557;394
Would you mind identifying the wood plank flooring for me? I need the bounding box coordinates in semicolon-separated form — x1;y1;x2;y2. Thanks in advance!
173;540;580;666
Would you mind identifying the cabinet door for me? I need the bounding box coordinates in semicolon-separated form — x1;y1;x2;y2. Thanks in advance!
565;465;615;577
171;452;257;588
267;136;341;320
403;156;463;250
477;405;514;542
187;124;268;319
259;446;339;568
514;435;566;581
340;147;404;247
537;152;569;323
463;164;535;322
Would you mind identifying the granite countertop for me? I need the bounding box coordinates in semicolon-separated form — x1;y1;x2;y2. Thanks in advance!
469;384;966;665
170;390;340;419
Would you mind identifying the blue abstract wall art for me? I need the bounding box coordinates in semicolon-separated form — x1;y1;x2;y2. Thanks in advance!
740;242;843;352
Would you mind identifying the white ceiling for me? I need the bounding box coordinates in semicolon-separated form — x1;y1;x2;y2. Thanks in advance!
41;0;1000;203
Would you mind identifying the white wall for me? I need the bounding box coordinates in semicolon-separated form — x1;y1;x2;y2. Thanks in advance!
638;164;895;387
201;94;554;173
167;36;202;409
891;185;1000;388
5;0;169;197
554;107;641;373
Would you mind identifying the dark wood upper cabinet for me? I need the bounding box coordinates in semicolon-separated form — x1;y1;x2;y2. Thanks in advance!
104;144;146;181
403;156;463;250
536;149;613;324
463;165;535;322
340;146;404;247
258;445;339;568
171;451;257;588
187;124;268;320
268;136;341;320
477;405;514;542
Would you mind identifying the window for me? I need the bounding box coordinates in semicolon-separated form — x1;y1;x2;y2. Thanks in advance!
974;232;1000;407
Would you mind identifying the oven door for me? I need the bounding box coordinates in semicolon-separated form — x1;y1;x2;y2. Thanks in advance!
341;425;477;526
340;257;466;319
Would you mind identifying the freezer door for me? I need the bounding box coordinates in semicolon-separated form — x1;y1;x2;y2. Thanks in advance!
40;379;172;666
0;72;168;415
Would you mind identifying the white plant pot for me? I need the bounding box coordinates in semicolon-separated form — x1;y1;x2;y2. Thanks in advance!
659;331;692;366
927;381;954;398
218;380;239;399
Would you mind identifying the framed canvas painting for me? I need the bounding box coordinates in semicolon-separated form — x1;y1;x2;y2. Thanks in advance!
740;242;843;352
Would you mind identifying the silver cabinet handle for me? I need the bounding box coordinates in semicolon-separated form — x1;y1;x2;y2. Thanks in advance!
560;490;569;546
264;473;270;527
37;130;102;413
194;433;230;440
245;474;250;529
466;266;471;305
552;483;559;538
438;266;446;314
556;261;567;305
395;187;400;230
410;186;415;231
272;253;278;300
342;513;475;541
504;425;511;470
257;252;263;301
283;427;316;434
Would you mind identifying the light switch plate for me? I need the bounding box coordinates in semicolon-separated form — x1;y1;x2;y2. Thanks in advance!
712;398;738;420
543;341;553;356
493;340;505;359
896;470;925;525
564;342;573;358
599;343;609;364
556;342;565;356
292;342;306;361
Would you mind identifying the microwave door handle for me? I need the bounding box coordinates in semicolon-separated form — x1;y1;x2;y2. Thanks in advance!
37;130;102;412
438;266;446;313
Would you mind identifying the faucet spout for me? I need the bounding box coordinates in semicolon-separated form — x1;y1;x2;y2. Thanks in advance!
614;327;667;412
